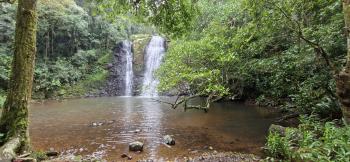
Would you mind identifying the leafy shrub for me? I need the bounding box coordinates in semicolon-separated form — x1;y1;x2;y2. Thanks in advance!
265;116;350;161
33;50;101;98
31;151;48;161
0;53;11;90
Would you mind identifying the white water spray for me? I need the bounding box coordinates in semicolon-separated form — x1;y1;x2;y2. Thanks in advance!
124;41;134;96
141;36;166;97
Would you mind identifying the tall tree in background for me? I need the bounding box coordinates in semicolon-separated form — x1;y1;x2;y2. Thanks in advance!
337;0;350;124
0;0;38;159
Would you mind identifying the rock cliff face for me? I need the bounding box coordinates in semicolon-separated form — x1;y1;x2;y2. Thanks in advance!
131;34;152;95
103;40;132;96
101;34;153;96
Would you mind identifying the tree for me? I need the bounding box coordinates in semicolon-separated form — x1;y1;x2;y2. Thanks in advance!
337;0;350;124
0;0;38;159
92;0;198;37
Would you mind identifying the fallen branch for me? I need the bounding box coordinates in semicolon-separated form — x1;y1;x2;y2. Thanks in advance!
151;94;201;109
18;153;30;158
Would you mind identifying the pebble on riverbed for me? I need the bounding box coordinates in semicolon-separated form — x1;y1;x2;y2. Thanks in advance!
46;151;59;157
163;135;175;145
90;120;116;127
121;153;132;160
193;152;261;162
129;141;144;151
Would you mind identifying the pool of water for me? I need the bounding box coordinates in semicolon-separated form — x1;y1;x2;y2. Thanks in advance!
29;97;278;161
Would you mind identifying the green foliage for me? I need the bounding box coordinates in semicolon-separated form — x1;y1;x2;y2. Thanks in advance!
33;50;103;98
0;53;11;90
31;151;48;161
265;116;350;161
60;67;107;97
158;37;232;96
0;4;15;91
92;0;198;37
158;0;345;116
0;0;151;99
237;0;344;115
0;3;15;47
37;0;90;58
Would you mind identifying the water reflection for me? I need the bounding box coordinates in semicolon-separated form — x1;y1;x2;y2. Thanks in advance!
29;97;278;161
140;97;163;159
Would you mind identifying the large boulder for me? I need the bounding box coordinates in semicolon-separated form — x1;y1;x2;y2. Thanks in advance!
129;141;144;151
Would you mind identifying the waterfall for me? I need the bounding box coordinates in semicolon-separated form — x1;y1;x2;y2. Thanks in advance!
141;36;166;97
124;40;134;96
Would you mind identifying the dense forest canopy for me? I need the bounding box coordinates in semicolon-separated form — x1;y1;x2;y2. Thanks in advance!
0;0;349;161
90;0;197;36
157;0;345;117
0;0;154;100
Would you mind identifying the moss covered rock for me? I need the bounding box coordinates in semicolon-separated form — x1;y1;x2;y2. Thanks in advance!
131;34;152;76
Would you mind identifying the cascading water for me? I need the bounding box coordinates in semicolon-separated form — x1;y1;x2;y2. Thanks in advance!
141;36;166;97
123;41;134;96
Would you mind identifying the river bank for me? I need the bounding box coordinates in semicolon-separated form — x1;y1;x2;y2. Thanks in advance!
37;151;261;162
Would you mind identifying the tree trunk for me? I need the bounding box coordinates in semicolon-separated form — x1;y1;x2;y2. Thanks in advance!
0;0;38;159
337;0;350;124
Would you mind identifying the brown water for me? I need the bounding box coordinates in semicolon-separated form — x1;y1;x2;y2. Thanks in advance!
29;97;278;161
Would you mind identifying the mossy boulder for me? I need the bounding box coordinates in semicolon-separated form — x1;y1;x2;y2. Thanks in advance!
131;34;152;76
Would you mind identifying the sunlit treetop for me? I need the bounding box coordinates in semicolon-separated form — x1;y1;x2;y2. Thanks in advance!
89;0;199;37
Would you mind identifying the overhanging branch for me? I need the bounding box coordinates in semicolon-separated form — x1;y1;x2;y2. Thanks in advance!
152;93;222;113
268;2;337;75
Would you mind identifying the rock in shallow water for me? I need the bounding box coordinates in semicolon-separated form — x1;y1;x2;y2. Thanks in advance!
46;151;59;157
129;141;144;151
121;153;132;160
163;135;175;145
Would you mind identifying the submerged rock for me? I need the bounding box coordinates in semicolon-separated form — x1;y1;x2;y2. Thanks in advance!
129;141;144;151
91;122;104;127
134;129;141;133
107;120;116;124
163;135;175;145
189;150;199;154
136;160;154;162
121;153;132;160
46;151;59;157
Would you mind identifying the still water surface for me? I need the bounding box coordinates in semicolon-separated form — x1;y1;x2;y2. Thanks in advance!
29;97;278;161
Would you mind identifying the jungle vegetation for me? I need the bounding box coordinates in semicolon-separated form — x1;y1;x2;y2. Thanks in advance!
0;0;349;161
